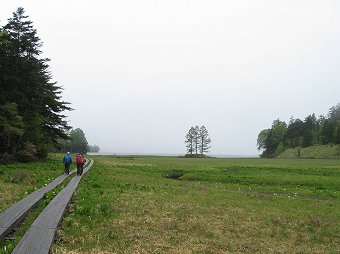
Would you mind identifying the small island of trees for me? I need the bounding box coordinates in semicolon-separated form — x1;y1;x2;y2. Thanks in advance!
185;125;211;157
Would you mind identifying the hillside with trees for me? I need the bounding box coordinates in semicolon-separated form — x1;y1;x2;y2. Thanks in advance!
257;103;340;158
0;8;72;162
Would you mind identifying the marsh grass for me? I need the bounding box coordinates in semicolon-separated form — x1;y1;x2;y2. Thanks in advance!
0;173;74;254
0;155;69;213
51;156;340;253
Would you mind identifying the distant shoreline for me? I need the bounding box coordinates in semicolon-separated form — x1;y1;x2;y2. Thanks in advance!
87;152;259;158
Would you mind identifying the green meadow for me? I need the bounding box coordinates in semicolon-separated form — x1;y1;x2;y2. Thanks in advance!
0;157;64;213
1;156;339;253
49;156;339;254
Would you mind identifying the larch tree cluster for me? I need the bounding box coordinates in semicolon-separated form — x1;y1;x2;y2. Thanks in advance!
185;126;211;156
0;8;72;162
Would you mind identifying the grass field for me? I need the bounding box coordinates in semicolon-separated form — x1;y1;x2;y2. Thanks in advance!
0;154;76;254
47;156;339;254
0;155;65;213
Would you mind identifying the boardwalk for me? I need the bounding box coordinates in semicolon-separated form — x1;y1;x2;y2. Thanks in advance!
12;159;93;254
0;169;76;241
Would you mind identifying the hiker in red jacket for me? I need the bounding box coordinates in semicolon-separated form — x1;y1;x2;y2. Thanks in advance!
75;153;86;175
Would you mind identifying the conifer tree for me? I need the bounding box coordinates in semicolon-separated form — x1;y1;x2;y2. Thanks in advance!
0;8;72;160
185;125;212;155
0;103;24;156
185;127;195;155
193;125;200;154
198;126;211;154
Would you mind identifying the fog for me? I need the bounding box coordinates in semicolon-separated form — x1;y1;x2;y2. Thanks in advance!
1;0;339;155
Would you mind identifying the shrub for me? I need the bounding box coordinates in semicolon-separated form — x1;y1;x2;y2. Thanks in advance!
0;152;15;163
16;142;37;162
36;144;49;159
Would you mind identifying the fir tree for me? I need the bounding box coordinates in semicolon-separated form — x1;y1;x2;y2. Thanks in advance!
185;126;212;156
198;126;211;154
185;127;195;155
0;8;72;159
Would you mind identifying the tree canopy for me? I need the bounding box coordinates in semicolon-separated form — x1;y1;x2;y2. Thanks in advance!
257;103;340;157
87;144;100;153
69;128;88;154
59;128;89;154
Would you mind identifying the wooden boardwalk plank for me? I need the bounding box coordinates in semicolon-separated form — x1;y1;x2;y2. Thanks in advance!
12;160;94;254
0;167;76;241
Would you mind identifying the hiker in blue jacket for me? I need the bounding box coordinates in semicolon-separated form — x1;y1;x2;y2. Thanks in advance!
63;152;72;175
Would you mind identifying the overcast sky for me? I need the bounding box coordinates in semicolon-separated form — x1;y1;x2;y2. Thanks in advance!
1;1;339;155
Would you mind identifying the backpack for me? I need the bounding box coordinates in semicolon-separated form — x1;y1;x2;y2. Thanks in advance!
64;155;71;165
76;154;83;165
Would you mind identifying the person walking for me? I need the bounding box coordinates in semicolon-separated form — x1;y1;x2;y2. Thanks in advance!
63;152;72;175
76;153;84;175
81;154;86;175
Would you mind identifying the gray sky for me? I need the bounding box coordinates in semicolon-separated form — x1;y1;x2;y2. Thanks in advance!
1;0;340;155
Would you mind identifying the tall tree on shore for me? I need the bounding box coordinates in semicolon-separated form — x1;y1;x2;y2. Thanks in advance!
302;114;318;147
0;103;24;155
285;118;304;148
257;119;287;158
0;8;72;160
198;126;211;154
185;127;195;155
193;125;200;154
69;128;88;154
328;103;340;121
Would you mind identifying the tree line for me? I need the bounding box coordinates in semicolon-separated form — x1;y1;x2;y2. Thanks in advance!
0;8;72;162
185;126;211;156
59;128;100;154
257;103;340;157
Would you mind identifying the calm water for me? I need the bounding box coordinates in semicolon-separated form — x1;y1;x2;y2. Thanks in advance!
87;152;259;158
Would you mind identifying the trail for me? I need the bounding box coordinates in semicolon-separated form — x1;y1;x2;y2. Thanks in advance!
0;160;94;254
